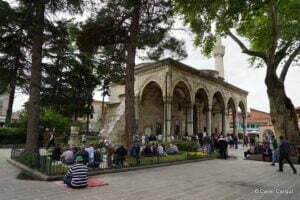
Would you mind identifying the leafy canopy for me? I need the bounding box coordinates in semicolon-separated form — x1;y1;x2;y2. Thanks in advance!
41;22;99;118
175;0;300;71
0;0;30;94
78;0;187;62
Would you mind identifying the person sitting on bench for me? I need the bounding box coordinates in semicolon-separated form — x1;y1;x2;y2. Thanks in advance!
262;143;272;162
244;143;255;159
63;156;88;188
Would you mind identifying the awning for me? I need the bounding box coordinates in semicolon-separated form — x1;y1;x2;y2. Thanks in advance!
247;131;261;135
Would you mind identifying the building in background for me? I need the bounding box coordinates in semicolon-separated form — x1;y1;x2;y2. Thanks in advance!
78;100;108;133
0;93;9;126
237;108;274;141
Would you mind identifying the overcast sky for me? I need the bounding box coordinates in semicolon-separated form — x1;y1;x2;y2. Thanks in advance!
11;6;300;113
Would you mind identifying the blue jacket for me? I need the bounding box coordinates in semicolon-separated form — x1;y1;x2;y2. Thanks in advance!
131;145;140;158
279;141;291;155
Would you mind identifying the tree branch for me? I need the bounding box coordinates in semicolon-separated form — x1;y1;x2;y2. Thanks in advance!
275;41;292;66
268;4;278;62
280;44;300;82
227;30;266;59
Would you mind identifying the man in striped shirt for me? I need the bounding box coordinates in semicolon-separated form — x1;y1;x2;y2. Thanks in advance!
63;156;88;188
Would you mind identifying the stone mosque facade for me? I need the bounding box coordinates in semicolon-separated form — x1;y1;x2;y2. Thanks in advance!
101;39;248;144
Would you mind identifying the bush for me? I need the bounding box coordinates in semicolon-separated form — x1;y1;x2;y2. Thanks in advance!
0;127;26;144
171;140;199;152
10;108;72;133
18;151;39;168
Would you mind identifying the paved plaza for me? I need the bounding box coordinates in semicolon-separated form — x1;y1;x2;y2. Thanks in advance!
0;149;299;200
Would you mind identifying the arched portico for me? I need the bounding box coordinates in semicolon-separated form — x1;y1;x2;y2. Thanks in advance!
194;88;209;136
139;81;164;136
227;98;237;135
171;81;192;137
211;91;226;135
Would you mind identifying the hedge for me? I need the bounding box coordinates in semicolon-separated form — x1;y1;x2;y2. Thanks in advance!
0;127;26;144
171;140;199;152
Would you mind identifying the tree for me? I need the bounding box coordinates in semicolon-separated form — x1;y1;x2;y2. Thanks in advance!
16;0;84;153
78;0;187;147
175;0;300;142
0;1;29;124
41;22;99;121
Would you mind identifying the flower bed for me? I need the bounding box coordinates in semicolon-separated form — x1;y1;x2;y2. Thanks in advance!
11;149;217;176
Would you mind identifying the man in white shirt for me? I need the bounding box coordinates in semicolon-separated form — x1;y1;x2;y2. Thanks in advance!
61;149;74;164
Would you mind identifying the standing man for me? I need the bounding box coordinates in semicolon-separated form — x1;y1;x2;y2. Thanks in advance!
46;131;55;149
233;135;238;149
217;135;228;159
115;145;127;167
130;143;141;165
270;135;278;166
278;136;297;174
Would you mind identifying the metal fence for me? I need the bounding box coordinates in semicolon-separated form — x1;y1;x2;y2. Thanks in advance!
10;144;215;176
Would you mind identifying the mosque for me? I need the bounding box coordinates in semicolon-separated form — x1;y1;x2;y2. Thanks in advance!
101;39;248;144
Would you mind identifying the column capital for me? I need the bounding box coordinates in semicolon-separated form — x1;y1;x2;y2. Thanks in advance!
135;96;141;103
163;96;173;103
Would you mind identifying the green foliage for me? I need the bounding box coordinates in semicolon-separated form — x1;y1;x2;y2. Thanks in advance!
0;0;30;95
78;0;187;62
171;140;199;152
0;127;26;144
175;0;300;67
41;22;99;119
18;151;39;168
40;108;71;132
10;108;72;133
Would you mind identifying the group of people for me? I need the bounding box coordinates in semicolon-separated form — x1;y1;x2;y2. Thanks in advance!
106;143;180;167
244;135;297;174
52;146;103;168
59;142;179;189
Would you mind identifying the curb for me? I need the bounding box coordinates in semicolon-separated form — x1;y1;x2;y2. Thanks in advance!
7;157;214;181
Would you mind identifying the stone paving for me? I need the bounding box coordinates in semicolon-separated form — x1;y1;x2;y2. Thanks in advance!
0;148;299;200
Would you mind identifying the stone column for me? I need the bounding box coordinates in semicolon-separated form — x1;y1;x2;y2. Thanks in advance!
135;96;141;133
187;102;194;136
164;96;172;142
243;114;247;141
222;110;226;135
233;110;238;136
206;106;212;136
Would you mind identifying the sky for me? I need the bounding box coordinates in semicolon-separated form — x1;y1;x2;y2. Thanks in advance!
10;5;300;113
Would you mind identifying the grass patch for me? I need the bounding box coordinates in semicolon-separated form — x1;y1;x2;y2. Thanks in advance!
17;172;39;181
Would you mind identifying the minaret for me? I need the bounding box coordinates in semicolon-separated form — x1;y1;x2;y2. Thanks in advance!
212;36;225;79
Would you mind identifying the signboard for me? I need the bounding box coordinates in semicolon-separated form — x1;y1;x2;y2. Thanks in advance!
0;116;5;123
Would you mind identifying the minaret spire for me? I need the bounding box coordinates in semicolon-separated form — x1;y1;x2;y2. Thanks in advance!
213;36;225;79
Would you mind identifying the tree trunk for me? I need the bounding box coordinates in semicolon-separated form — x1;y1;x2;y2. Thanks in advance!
5;82;16;124
25;2;45;153
86;113;90;132
265;69;300;143
124;2;141;148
